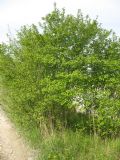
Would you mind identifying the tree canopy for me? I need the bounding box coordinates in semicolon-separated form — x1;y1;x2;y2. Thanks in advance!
1;6;120;137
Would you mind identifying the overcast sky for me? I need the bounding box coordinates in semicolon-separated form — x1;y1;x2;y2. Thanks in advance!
0;0;120;42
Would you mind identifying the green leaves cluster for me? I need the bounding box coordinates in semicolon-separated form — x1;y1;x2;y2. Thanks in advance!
0;7;120;137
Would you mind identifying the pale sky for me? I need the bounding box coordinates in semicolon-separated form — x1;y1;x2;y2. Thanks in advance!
0;0;120;42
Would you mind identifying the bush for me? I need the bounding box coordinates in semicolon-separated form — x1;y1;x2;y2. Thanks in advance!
0;6;120;137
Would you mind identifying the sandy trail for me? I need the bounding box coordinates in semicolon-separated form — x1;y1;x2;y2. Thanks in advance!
0;106;35;160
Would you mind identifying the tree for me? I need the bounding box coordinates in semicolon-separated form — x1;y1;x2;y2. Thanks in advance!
1;6;120;137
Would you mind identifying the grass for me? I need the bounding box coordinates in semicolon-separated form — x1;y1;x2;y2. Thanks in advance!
38;131;120;160
16;125;120;160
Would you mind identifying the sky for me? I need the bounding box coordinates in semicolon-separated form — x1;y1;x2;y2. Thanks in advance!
0;0;120;42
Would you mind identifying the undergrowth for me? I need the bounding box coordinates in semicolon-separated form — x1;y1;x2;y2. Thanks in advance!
1;89;120;160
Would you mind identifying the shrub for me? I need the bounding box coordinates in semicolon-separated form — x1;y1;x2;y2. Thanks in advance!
0;6;120;137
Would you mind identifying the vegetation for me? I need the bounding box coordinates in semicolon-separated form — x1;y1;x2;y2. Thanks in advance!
0;5;120;159
39;131;120;160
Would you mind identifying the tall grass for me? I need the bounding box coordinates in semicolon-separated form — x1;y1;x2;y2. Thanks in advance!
38;131;120;160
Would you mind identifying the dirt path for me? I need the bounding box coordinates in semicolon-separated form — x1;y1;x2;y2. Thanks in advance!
0;106;36;160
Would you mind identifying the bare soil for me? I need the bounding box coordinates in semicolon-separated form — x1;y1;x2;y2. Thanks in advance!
0;106;35;160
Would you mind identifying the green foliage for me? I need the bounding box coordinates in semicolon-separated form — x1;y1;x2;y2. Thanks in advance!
0;6;120;137
39;131;120;160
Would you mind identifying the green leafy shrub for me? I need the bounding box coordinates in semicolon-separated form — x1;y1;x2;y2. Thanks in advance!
0;6;120;137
